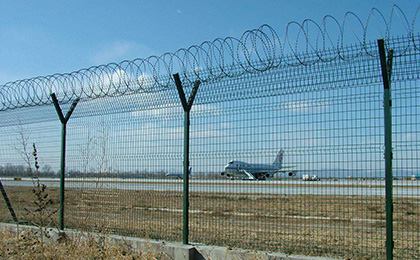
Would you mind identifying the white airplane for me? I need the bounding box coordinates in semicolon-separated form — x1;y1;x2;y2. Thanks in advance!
220;150;295;180
165;167;192;179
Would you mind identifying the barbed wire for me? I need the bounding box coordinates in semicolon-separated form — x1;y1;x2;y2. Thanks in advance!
0;4;419;111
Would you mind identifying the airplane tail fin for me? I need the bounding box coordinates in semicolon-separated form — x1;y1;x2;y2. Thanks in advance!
273;150;284;166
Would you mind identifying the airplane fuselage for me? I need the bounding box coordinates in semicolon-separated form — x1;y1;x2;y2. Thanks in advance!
221;150;294;180
165;173;184;179
223;161;281;180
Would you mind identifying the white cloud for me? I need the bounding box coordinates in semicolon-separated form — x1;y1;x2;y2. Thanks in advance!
91;40;156;64
131;103;180;119
131;103;222;120
72;69;131;98
284;100;330;112
115;121;227;143
191;129;226;139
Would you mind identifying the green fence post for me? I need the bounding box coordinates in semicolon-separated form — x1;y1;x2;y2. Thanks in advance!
50;93;79;230
0;179;19;223
173;73;200;244
378;39;394;260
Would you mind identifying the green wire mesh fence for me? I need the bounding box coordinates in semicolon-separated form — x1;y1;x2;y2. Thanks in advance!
1;6;420;259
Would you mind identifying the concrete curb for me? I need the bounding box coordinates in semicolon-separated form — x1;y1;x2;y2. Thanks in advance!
0;223;342;260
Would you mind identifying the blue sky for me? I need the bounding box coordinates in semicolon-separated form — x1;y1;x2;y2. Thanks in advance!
0;1;419;177
0;0;418;84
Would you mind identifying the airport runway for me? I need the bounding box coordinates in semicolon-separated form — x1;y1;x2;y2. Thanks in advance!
1;178;419;197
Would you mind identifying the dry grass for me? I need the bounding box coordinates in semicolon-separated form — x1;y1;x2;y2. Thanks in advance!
0;226;168;259
1;186;419;259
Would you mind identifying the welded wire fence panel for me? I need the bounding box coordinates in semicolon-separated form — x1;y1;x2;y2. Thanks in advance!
0;115;60;227
0;9;420;260
392;53;420;258
62;94;185;241
186;41;391;259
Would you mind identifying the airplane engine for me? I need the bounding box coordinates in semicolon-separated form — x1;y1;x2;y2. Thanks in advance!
265;173;270;178
288;171;296;177
221;172;225;176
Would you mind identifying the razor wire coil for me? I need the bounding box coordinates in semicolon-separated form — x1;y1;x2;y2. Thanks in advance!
0;4;419;111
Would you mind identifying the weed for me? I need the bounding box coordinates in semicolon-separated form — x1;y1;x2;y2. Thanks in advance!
23;143;58;253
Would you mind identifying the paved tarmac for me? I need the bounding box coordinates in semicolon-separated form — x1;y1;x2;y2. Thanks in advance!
2;178;419;197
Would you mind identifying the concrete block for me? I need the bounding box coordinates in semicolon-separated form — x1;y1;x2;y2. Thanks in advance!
0;223;341;260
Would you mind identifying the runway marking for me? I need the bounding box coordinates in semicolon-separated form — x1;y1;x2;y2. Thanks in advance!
132;206;387;223
3;178;420;189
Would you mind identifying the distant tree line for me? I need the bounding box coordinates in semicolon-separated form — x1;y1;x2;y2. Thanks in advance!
0;164;223;179
0;163;56;177
65;170;167;179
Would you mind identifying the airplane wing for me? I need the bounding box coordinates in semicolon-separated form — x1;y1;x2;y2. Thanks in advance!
240;169;275;180
239;169;257;180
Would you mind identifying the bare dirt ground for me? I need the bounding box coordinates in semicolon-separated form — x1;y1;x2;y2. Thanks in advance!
1;186;419;259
